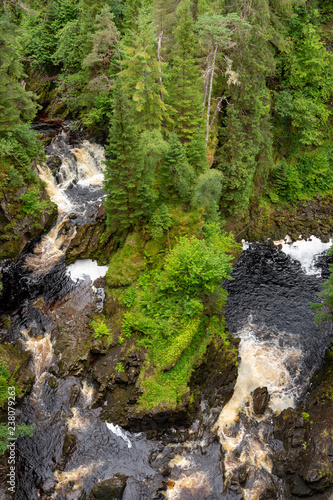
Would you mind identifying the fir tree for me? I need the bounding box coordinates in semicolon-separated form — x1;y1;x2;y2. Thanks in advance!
0;21;37;132
186;128;208;173
166;0;204;143
122;6;168;131
103;80;155;233
159;132;195;203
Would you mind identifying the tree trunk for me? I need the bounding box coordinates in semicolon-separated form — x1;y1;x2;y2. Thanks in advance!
157;31;164;102
202;48;213;117
206;45;218;146
3;1;10;22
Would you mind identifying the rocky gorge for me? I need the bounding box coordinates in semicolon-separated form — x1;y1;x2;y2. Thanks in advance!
0;124;333;499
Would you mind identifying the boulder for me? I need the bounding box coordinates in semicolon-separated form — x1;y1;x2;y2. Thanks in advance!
88;475;127;500
252;387;270;415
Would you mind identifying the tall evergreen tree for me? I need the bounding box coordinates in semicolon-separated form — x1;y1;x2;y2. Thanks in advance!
166;0;204;143
214;0;278;215
103;80;155;233
158;132;195;203
0;21;37;132
122;6;168;131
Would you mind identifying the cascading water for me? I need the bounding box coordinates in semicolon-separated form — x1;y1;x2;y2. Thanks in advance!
1;124;333;499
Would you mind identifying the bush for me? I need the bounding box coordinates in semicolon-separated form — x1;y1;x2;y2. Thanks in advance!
159;235;233;296
90;318;111;339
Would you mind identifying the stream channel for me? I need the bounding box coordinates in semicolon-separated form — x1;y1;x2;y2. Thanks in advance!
0;124;332;500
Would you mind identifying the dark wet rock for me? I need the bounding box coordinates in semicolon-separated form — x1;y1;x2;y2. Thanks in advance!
114;371;129;384
41;478;56;495
47;154;62;172
128;366;138;383
252;387;270;415
88;474;127;500
65;213;115;264
272;351;333;498
47;375;58;389
59;433;76;469
69;385;81;406
0;186;57;260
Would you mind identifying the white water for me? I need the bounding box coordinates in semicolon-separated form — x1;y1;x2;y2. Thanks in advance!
276;235;331;275
67;259;108;283
24;137;106;276
106;423;133;449
243;235;331;276
55;140;105;188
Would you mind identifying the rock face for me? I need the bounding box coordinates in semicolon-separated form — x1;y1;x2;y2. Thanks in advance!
227;192;333;243
272;351;333;498
88;475;127;500
252;387;270;415
0;186;57;260
65;204;116;264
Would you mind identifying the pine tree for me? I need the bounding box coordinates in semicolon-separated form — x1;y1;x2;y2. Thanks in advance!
186;128;208;173
103;80;155;233
82;6;121;91
166;0;204;143
158;132;195;203
214;0;276;215
0;21;37;132
122;6;168;131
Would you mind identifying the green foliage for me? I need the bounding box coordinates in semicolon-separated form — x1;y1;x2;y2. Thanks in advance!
302;412;310;421
0;22;37;131
90;318;111;339
166;0;203;143
20;187;47;216
0;423;35;456
159;233;233;296
115;225;237;385
191;168;223;222
121;287;137;308
312;247;333;323
116;361;125;372
276;9;333;147
122;6;168;130
104;79;155;233
149;204;172;241
159;132;195;203
0;363;10;406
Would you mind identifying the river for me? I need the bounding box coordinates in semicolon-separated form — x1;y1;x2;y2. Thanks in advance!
0;124;332;500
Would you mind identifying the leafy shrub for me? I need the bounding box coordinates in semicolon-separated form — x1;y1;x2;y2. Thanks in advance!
90;318;111;339
121;287;137;308
0;423;35;456
20;188;47;216
0;363;10;406
159;235;233;296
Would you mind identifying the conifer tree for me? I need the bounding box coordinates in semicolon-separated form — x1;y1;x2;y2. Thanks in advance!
122;6;168;131
159;132;195;203
186;128;208;173
166;0;204;143
103;79;155;233
0;21;37;132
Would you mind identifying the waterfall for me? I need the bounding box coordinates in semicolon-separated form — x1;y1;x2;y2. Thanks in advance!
23;134;106;276
2;124;333;499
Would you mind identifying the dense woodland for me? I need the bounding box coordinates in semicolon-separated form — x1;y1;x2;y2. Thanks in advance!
1;0;333;223
1;0;333;419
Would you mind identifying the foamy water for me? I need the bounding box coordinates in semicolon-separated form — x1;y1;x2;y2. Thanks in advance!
67;259;108;283
106;423;133;449
276;235;331;275
25;139;106;276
